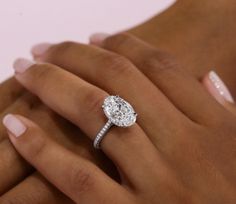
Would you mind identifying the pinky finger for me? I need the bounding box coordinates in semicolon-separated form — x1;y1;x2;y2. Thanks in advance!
202;70;236;114
2;114;126;204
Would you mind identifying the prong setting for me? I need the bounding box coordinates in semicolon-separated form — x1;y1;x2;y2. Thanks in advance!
103;95;137;127
94;95;137;149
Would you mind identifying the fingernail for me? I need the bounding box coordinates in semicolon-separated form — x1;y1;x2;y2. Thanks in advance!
31;43;52;57
13;58;35;74
209;71;234;103
89;33;110;45
3;114;27;137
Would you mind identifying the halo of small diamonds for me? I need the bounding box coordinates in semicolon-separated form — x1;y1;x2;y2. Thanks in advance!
102;95;137;127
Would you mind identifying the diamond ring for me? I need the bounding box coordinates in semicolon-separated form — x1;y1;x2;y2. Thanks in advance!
93;95;137;149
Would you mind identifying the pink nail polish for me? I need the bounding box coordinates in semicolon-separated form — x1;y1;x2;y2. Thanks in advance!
31;43;51;57
3;114;27;137
13;58;35;74
209;71;234;103
89;33;110;45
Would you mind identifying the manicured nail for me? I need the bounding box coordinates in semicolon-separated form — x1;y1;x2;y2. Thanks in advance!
13;58;35;74
89;33;110;45
31;43;51;57
3;114;27;137
209;71;234;103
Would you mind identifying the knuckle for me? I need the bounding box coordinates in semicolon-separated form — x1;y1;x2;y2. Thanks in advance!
104;33;132;49
33;63;55;82
32;64;57;94
69;165;94;195
50;41;76;58
55;41;76;52
141;51;179;76
22;128;47;160
84;88;107;114
101;54;133;77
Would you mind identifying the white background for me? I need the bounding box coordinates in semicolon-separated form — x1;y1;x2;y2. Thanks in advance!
0;0;175;82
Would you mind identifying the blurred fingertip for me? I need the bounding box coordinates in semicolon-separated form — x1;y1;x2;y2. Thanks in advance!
89;33;110;46
31;43;52;57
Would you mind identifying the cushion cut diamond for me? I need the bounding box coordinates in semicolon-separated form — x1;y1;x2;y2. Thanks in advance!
102;95;137;127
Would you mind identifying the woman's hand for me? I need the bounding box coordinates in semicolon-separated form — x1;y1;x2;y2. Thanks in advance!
2;0;236;202
3;34;236;203
3;0;236;201
0;80;80;203
0;78;118;203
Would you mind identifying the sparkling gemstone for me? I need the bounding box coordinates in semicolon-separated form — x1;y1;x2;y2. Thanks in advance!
102;95;137;127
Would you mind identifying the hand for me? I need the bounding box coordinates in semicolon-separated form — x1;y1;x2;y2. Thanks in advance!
128;0;236;97
3;34;236;203
0;79;117;203
2;0;236;201
0;79;77;203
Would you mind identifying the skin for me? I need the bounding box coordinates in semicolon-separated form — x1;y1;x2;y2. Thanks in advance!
0;79;118;203
2;33;236;203
0;78;25;112
1;0;236;202
129;0;236;97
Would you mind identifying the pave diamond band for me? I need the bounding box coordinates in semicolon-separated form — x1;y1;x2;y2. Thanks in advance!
93;95;137;149
93;120;113;149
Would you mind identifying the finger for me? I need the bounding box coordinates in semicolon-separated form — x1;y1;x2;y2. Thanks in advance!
0;172;74;204
91;33;228;126
0;137;32;195
3;114;127;204
13;59;164;188
0;94;42;195
0;93;117;195
31;40;189;149
0;77;25;112
202;71;236;114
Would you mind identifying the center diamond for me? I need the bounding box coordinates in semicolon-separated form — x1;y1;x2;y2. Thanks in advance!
102;95;137;127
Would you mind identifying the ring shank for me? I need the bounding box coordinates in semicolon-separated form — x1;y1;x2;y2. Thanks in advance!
93;120;113;149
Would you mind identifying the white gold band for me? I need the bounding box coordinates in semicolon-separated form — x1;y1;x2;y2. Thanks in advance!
93;95;137;150
93;120;113;149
